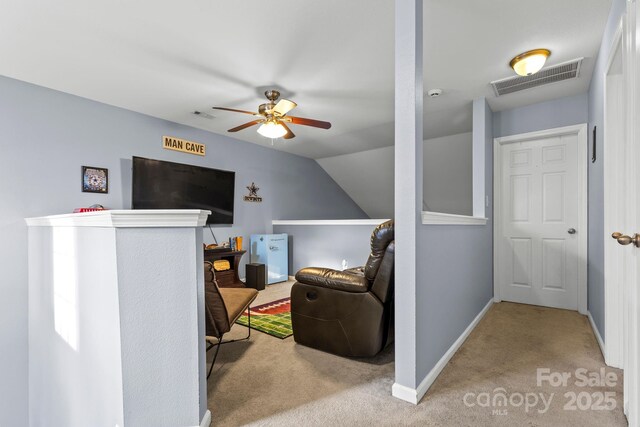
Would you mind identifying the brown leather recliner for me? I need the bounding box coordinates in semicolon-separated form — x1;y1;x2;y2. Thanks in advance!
290;220;394;357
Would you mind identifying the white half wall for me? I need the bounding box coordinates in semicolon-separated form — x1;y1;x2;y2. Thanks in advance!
26;210;208;427
28;226;125;427
272;219;389;274
316;132;473;218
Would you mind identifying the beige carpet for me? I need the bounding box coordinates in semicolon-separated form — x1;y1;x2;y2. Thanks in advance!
208;290;626;426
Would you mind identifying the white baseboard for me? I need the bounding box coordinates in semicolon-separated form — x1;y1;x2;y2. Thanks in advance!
587;311;605;359
391;382;419;404
200;410;211;427
392;299;494;405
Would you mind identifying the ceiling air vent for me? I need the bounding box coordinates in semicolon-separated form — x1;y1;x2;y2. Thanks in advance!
491;58;583;96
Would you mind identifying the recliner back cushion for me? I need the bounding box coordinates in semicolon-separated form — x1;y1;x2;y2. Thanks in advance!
364;220;395;282
370;242;394;303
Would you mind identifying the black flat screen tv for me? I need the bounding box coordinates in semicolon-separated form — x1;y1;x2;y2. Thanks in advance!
132;156;235;225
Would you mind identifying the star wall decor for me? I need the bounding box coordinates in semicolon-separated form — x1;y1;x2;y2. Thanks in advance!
243;182;263;203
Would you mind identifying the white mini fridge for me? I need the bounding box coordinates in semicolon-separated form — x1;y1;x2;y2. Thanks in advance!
250;233;289;285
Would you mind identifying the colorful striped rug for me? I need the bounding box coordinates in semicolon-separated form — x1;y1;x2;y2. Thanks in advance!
236;297;292;339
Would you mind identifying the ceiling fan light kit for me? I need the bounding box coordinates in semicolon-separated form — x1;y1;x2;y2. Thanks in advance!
212;89;331;141
257;121;287;139
510;48;551;76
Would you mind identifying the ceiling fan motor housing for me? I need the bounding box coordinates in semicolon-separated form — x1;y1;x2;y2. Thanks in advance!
258;103;275;117
265;90;280;102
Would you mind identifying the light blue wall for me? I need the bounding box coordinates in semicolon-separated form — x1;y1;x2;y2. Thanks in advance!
273;223;386;275
415;101;494;383
588;0;627;341
0;75;365;426
493;93;589;138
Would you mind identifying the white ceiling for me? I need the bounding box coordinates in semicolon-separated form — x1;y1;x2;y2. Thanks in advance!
0;0;611;159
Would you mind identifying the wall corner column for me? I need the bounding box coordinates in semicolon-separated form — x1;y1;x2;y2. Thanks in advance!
393;0;423;402
472;97;492;218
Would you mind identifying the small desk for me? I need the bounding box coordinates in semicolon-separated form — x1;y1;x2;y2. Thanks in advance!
204;249;246;288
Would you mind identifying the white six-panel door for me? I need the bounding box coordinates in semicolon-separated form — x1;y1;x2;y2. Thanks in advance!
494;125;587;313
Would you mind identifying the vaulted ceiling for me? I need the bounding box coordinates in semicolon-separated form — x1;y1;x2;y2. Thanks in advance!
0;0;611;158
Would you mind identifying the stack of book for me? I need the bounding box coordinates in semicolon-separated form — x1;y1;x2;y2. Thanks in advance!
229;236;243;251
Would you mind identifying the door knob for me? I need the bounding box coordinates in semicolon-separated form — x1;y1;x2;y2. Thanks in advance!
611;232;640;247
568;228;576;234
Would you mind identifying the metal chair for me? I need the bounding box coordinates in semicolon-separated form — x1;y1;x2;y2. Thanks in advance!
203;261;258;379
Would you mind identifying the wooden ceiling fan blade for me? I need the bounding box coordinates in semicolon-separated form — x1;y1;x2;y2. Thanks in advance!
212;107;259;115
228;119;262;132
280;122;296;139
273;99;297;116
287;116;332;129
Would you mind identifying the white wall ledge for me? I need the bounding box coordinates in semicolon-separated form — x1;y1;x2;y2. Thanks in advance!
422;211;488;225
273;219;390;226
25;209;211;228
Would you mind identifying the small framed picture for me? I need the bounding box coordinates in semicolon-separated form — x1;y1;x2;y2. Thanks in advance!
82;166;108;193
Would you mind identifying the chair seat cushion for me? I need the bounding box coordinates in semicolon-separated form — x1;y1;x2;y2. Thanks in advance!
295;267;369;293
219;288;258;324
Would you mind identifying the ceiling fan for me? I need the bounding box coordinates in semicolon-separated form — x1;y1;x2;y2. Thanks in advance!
212;90;331;140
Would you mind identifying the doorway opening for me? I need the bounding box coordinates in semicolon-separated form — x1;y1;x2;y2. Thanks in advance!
493;125;588;313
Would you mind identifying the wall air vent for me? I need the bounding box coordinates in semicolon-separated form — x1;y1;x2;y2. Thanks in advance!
491;58;583;96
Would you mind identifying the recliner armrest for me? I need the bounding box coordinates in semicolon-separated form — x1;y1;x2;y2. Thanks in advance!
343;266;365;276
295;267;369;293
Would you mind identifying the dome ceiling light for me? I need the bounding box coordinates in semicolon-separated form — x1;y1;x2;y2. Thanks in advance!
257;121;288;139
510;49;551;77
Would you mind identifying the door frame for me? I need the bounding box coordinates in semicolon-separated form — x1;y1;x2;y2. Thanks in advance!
603;17;625;369
623;0;639;420
493;124;588;314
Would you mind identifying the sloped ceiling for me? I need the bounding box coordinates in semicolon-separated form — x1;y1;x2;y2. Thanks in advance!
0;0;611;159
317;133;473;218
